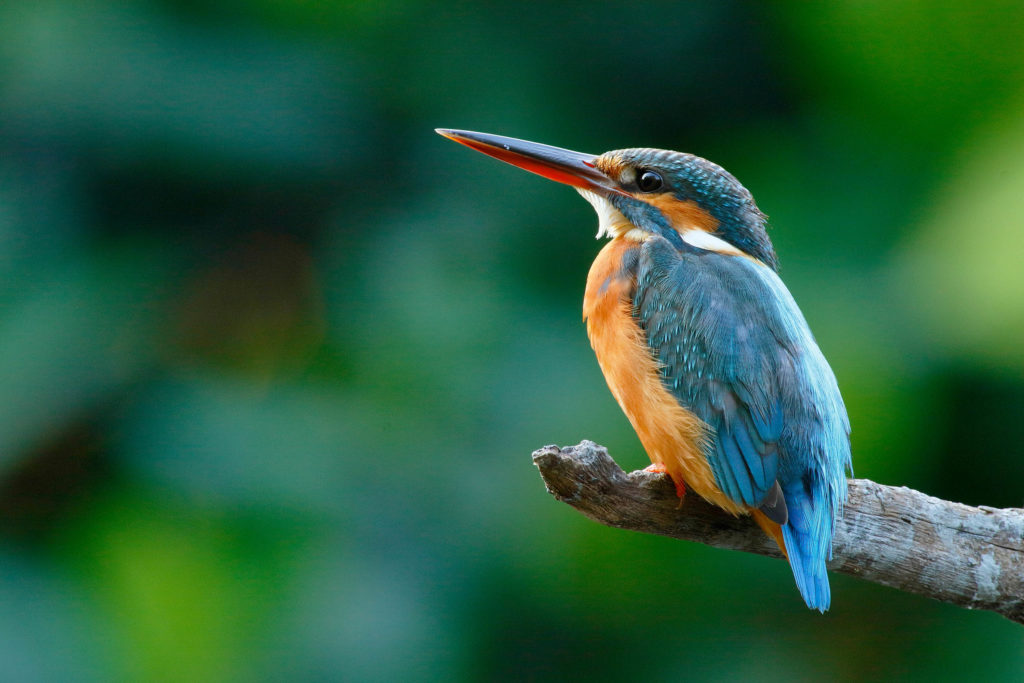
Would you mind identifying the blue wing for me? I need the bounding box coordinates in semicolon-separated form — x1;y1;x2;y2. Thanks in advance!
634;239;790;510
634;236;851;610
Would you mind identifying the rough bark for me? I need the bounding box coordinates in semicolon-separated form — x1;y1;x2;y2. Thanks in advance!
532;440;1024;624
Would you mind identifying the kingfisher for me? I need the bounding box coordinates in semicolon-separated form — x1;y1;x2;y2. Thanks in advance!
437;129;852;612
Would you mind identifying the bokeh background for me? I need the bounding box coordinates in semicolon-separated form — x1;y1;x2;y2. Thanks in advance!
2;1;1023;680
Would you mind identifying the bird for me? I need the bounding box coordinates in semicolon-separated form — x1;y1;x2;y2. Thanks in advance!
436;128;852;612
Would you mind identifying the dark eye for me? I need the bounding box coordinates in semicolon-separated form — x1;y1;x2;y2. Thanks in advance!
637;169;663;192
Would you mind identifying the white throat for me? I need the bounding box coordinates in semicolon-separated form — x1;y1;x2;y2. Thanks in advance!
576;189;638;240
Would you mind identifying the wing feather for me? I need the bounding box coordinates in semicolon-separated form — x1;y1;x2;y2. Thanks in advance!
634;234;851;609
635;237;797;512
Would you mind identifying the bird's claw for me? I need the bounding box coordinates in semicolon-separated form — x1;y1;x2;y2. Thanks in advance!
643;463;686;503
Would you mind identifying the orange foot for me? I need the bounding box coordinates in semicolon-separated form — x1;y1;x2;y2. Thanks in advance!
643;463;686;502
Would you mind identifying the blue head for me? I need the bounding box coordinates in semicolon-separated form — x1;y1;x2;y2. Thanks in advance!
589;148;777;270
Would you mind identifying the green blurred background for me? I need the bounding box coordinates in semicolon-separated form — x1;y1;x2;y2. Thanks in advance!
2;1;1023;680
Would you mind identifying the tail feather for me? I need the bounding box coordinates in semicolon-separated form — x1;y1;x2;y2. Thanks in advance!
780;481;833;612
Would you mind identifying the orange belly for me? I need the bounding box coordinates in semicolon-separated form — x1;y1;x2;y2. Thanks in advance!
582;238;745;516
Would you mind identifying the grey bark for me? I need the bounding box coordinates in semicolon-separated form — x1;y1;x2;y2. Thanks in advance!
532;440;1024;623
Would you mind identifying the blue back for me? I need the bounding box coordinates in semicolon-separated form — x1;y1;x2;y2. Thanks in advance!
633;236;851;611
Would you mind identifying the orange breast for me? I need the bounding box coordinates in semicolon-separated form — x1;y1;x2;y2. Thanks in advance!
582;238;745;515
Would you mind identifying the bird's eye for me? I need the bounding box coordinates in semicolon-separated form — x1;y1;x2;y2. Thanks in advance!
637;169;663;192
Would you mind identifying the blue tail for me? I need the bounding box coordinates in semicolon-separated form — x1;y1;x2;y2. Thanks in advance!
780;480;834;612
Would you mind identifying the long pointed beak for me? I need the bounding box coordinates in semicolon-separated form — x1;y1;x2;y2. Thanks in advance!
436;129;623;196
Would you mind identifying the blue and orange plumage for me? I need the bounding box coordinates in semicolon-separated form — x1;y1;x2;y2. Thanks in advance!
438;130;852;611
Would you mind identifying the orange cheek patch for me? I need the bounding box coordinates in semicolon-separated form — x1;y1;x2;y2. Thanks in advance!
643;193;719;233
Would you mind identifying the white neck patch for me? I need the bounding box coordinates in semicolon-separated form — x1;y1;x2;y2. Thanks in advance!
576;188;747;256
680;229;746;257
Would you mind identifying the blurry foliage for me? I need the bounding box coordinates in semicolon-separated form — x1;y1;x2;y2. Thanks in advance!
0;0;1023;680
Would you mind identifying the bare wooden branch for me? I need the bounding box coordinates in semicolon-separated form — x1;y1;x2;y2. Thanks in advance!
532;441;1024;623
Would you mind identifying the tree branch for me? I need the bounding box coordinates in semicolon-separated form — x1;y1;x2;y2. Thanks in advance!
532;440;1024;623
